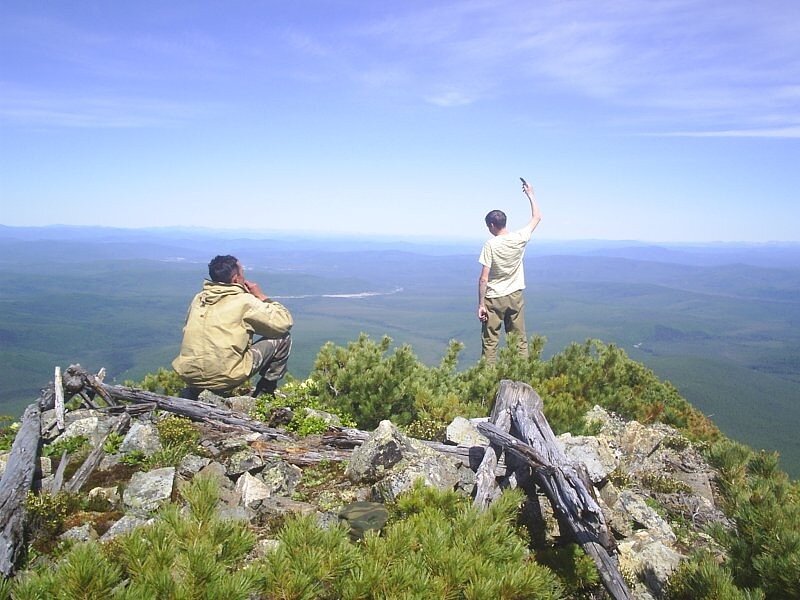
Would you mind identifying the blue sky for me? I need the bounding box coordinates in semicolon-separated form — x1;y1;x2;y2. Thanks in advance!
1;0;799;242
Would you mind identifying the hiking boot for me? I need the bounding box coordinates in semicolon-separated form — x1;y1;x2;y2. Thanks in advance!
252;377;278;397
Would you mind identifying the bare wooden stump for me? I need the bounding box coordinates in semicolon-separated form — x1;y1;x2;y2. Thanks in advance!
477;379;632;600
473;379;517;510
0;403;41;577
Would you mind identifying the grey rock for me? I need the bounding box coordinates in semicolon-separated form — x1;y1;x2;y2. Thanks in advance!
120;421;162;456
346;420;426;483
304;407;342;427
614;490;677;544
88;486;121;509
60;523;98;543
178;453;211;478
559;433;619;484
100;514;154;541
123;467;176;515
225;395;259;415
259;460;302;497
259;497;317;517
445;416;489;447
57;411;116;447
618;530;685;597
236;472;271;509
347;420;463;503
226;447;265;477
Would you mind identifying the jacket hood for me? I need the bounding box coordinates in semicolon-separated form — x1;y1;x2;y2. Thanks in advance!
198;280;247;306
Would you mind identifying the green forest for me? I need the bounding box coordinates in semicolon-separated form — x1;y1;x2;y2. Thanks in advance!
2;229;798;477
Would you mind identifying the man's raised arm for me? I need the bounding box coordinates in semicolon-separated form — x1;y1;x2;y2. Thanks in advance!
521;179;542;236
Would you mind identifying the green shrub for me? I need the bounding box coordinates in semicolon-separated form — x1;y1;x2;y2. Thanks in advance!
24;491;81;550
251;375;356;436
537;543;601;596
156;415;199;448
11;476;258;599
257;484;563;599
705;439;800;599
125;367;185;397
667;552;765;600
102;431;124;454
42;434;90;458
0;416;18;452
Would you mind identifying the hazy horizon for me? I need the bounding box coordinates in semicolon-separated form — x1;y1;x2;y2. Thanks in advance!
3;223;800;248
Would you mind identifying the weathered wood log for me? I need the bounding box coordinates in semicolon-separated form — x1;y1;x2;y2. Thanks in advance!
94;383;294;441
54;366;65;432
479;421;632;600
510;389;613;550
0;402;41;577
49;450;69;494
473;380;516;509
64;413;131;494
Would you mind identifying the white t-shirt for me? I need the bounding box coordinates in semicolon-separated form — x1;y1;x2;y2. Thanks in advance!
479;228;532;298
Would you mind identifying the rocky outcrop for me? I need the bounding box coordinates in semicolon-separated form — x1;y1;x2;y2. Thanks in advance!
1;391;730;599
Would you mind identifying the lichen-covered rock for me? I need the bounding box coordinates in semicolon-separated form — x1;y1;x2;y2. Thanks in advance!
345;420;414;483
618;530;685;597
304;407;342;427
259;460;302;497
559;433;619;484
445;416;489;447
226;447;265;477
236;471;271;509
88;486;121;509
123;467;176;515
100;514;153;541
120;421;162;456
60;523;98;543
611;489;677;544
178;453;211;478
54;410;117;447
347;420;463;502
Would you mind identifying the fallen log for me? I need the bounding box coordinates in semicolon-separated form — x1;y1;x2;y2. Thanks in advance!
93;382;294;443
0;402;41;577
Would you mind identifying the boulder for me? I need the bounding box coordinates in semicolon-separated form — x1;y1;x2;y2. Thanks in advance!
347;420;463;502
123;467;176;515
445;416;489;447
119;421;162;456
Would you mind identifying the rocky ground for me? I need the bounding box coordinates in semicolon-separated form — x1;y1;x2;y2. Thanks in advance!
1;391;731;599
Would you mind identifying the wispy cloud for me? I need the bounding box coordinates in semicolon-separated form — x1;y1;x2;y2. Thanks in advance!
3;1;799;133
0;84;208;128
318;0;800;129
661;126;800;138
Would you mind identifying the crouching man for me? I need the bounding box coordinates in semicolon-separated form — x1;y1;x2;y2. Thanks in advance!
173;254;293;399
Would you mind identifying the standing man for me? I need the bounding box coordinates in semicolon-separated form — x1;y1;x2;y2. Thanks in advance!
173;255;293;399
477;178;542;363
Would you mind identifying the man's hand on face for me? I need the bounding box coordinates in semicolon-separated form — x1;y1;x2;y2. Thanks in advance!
244;280;268;301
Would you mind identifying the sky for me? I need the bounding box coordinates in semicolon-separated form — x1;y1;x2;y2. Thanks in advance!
1;0;799;243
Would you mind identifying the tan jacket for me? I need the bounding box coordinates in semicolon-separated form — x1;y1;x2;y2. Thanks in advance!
172;281;293;390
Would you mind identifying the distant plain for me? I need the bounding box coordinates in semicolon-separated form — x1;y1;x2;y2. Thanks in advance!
2;226;798;477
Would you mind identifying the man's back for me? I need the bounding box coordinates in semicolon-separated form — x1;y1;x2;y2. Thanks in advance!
479;228;532;298
173;280;292;389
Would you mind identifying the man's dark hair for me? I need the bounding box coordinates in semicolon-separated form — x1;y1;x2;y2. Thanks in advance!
485;210;507;229
208;255;240;283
